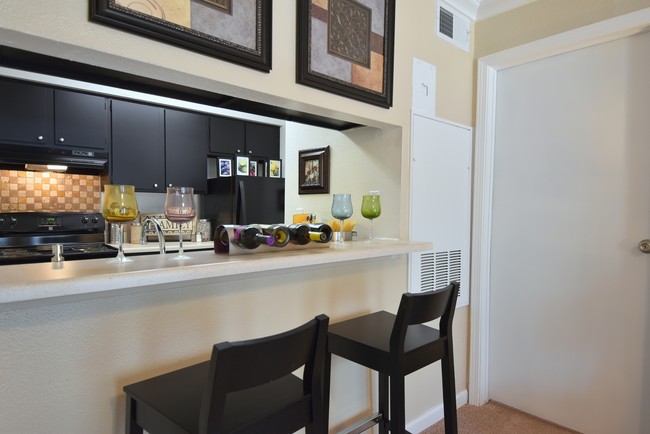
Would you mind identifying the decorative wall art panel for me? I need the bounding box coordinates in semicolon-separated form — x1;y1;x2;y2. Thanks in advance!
297;0;395;107
91;0;272;71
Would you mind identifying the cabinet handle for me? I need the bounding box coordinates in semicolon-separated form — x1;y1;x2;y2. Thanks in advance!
248;150;253;154
58;137;65;143
168;184;172;187
153;183;158;188
236;149;242;153
37;136;44;141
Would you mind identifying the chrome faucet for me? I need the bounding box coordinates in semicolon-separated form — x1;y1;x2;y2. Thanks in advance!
140;216;166;254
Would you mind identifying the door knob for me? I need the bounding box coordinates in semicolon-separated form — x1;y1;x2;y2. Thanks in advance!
639;239;650;254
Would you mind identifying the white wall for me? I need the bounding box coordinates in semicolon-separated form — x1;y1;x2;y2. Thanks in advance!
284;123;401;240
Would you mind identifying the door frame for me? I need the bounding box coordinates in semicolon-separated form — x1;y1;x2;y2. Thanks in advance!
469;7;650;405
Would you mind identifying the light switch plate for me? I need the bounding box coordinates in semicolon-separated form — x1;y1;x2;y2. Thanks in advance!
412;58;436;117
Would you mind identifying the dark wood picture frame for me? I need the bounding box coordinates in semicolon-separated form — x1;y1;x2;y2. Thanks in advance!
296;0;395;108
90;0;272;72
299;146;330;194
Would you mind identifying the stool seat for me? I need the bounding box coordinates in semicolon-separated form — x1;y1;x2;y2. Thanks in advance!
124;362;306;433
326;283;459;434
329;310;447;375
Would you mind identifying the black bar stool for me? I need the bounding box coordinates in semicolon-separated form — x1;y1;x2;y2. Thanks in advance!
326;282;459;434
123;314;329;434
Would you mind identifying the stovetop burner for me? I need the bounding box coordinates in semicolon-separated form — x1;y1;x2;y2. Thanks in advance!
0;212;118;265
0;242;119;265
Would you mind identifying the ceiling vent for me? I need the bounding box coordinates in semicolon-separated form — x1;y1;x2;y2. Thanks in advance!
437;0;470;52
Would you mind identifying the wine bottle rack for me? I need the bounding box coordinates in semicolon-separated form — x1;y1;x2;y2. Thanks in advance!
214;224;332;256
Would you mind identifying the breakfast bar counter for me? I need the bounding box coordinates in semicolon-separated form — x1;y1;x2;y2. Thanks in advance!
0;239;431;311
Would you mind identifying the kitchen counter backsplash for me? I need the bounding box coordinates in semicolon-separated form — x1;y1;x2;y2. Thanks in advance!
0;169;101;213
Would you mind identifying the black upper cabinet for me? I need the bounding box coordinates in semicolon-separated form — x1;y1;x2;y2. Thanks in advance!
111;99;166;192
0;78;108;151
209;116;279;160
111;100;208;193
209;116;245;155
245;122;280;160
54;90;108;151
0;79;52;146
165;109;208;192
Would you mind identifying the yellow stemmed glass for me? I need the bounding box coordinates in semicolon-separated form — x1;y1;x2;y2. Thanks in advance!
101;184;139;263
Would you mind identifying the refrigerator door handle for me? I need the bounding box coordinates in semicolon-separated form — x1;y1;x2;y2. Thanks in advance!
238;179;247;224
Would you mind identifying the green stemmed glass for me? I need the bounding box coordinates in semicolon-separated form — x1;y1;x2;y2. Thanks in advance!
361;191;381;242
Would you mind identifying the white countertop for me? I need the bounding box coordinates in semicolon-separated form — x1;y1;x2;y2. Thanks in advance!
0;239;431;310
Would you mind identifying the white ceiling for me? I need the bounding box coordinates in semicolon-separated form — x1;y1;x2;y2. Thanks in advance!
451;0;539;21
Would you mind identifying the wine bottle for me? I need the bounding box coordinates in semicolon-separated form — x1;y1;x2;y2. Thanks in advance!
256;224;290;248
234;226;275;249
307;223;333;243
288;224;328;245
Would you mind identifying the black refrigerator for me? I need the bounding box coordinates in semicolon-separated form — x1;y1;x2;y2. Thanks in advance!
204;176;285;226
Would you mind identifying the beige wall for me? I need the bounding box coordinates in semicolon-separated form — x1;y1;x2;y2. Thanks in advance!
475;0;650;58
0;1;473;433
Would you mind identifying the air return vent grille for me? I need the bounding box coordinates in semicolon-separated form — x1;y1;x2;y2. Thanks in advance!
439;7;454;39
436;0;470;52
418;250;463;298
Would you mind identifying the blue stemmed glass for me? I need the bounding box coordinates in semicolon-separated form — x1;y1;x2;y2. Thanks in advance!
331;194;353;244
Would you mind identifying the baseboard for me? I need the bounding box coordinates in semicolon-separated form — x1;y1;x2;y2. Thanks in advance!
406;389;469;433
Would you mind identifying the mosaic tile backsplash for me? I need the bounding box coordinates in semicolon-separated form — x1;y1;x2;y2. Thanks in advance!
0;170;101;212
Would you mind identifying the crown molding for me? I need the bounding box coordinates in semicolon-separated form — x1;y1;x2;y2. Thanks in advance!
476;0;539;21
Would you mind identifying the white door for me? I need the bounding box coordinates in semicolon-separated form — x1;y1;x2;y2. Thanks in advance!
487;31;650;433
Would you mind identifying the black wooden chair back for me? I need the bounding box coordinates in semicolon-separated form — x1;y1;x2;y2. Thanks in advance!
390;282;459;358
200;314;329;434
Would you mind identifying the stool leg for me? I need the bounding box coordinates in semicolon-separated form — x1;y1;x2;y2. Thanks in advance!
389;374;406;434
378;372;389;434
317;351;332;434
125;395;143;434
441;354;458;434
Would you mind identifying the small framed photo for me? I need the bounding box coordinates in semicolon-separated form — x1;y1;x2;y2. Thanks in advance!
219;158;232;177
249;160;258;177
236;156;249;176
269;159;282;178
299;146;330;194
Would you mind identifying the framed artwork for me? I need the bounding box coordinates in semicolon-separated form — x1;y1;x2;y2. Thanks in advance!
296;0;395;108
298;146;329;194
269;159;282;178
90;0;272;71
249;160;258;176
236;156;249;176
219;158;232;177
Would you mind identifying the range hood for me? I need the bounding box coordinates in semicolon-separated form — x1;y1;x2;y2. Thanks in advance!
0;144;108;173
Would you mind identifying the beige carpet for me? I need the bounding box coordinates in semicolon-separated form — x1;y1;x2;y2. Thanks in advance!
422;401;579;434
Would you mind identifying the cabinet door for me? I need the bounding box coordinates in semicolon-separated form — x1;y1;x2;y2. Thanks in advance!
111;100;165;192
54;90;108;151
209;116;245;155
245;122;280;159
0;78;52;146
165;109;208;192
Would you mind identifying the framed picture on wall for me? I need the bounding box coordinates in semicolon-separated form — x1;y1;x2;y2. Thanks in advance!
298;146;329;194
219;158;232;177
296;0;396;107
236;156;249;176
90;0;272;71
269;159;282;178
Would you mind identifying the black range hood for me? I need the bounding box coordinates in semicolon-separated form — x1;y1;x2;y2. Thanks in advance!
0;144;108;174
